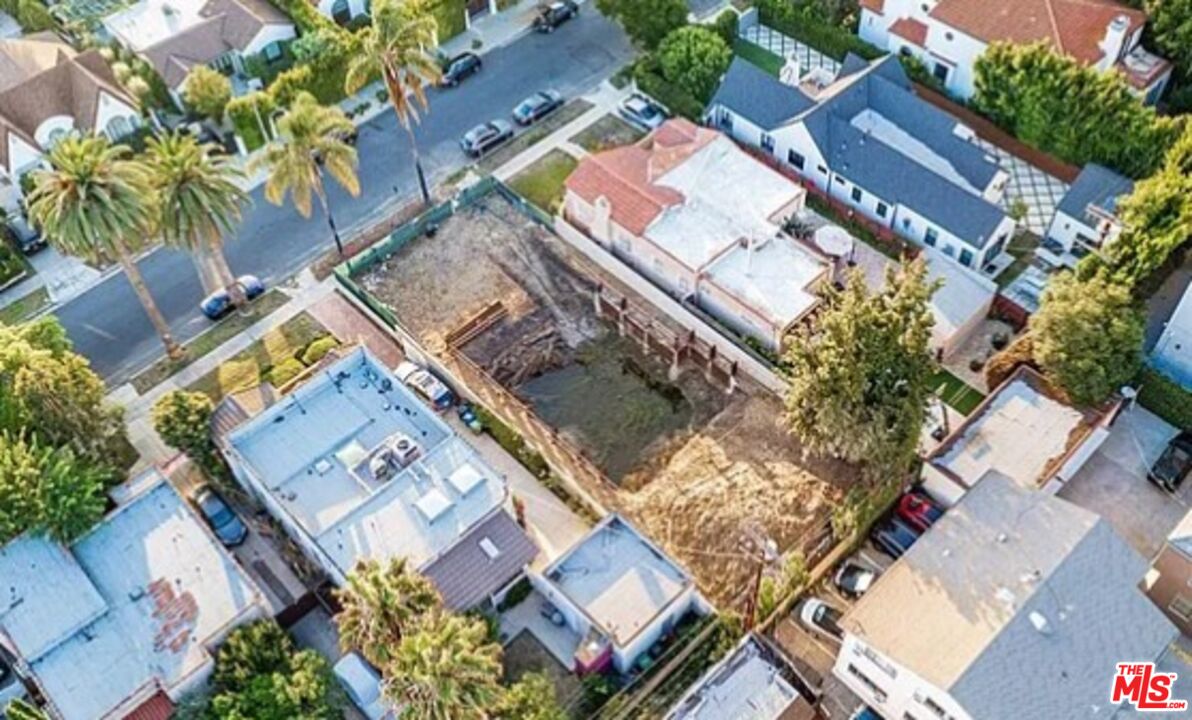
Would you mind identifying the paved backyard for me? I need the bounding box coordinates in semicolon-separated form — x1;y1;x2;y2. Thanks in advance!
739;23;840;75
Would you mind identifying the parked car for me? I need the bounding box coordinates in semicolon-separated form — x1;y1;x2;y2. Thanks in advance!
833;559;878;599
441;52;482;86
460;120;514;157
799;598;844;640
199;274;266;320
3;213;45;255
1149;432;1192;493
512;90;564;125
533;0;578;32
334;653;396;720
193;485;248;547
896;491;944;533
393;360;455;410
870;517;920;559
618;93;667;131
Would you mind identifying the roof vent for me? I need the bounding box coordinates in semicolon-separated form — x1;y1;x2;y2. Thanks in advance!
1029;611;1052;636
479;537;500;560
995;532;1008;543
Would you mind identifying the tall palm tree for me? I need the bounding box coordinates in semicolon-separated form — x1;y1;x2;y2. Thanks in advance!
383;612;503;720
335;557;440;667
145;132;249;302
27;135;184;360
253;92;360;255
345;0;441;204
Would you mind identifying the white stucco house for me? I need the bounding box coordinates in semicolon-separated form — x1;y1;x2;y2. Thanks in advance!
706;54;1016;281
0;34;141;209
1041;163;1134;268
103;0;296;98
857;0;1172;105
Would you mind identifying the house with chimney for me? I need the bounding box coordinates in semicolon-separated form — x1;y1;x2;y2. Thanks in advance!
857;0;1172;105
706;54;1015;281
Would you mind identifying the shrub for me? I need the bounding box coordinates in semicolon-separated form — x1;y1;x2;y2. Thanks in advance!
227;91;276;150
300;335;339;365
633;57;705;120
597;0;687;50
429;0;467;42
183;66;232;121
267;358;306;387
1137;367;1192;430
712;9;739;45
657;26;733;102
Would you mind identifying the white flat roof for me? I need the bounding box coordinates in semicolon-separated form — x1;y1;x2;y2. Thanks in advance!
646;136;804;271
925;252;995;345
703;234;826;327
0;475;262;720
545;515;692;648
226;347;506;578
666;635;801;720
103;0;210;51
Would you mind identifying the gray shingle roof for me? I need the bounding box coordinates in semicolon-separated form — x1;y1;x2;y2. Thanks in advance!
422;509;537;610
1056;163;1134;227
707;57;815;130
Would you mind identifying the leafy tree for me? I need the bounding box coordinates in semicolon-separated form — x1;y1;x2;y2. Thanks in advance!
4;699;49;720
657;26;733;102
1030;272;1144;405
209;649;341;720
597;0;688;49
496;672;567;720
335;557;440;667
783;259;938;476
253;92;360;255
0;317;128;471
152;390;225;478
345;0;440;203
0;432;109;543
973;42;1183;178
1146;0;1192;80
213;620;299;692
183;66;233;122
27;136;184;359
384;613;503;719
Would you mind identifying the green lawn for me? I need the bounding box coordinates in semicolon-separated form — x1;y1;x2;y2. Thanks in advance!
507;150;580;215
570;114;645;153
0;286;50;326
130;289;289;394
734;38;784;77
930;369;986;415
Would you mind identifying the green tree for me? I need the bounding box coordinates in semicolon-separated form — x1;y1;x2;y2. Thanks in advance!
1146;0;1192;79
27;136;184;359
335;557;440;667
152;390;225;477
145;133;249;300
0;432;110;543
183;66;233;122
782;259;938;476
4;699;49;720
213;621;298;692
253;92;360;255
973;41;1183;178
345;0;440;203
384;613;503;719
657;26;733;102
209;649;341;720
496;672;568;720
597;0;688;49
1030;272;1144;405
0;317;129;471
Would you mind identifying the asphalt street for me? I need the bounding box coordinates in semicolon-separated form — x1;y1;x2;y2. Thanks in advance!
58;10;634;385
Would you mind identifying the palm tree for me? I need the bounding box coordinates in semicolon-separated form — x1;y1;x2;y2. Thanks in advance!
383;612;503;720
27;135;184;360
145;132;249;302
345;0;441;204
5;699;50;720
253;92;360;255
335;557;440;667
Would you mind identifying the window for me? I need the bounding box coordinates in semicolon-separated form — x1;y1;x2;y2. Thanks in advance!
859;645;897;679
959;248;974;267
924;227;938;247
876;201;888;218
933;62;949;83
851;187;863;203
761;133;775;153
847;664;887;703
945;31;954;41
921;696;948;718
816;164;828;175
835;174;847;186
788;149;805;170
719;108;733;131
902;217;912;231
1170;594;1192;622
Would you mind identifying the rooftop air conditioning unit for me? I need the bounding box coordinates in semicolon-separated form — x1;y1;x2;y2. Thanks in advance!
370;448;399;482
386;432;420;469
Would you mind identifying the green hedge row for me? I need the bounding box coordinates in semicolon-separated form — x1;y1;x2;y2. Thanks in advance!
431;0;467;42
1138;367;1192;431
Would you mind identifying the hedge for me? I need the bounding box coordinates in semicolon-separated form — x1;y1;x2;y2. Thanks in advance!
430;0;467;42
634;57;704;120
227;93;276;151
1137;367;1192;431
754;0;882;62
0;239;28;287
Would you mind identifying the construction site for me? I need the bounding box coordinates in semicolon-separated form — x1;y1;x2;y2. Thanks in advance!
352;186;857;607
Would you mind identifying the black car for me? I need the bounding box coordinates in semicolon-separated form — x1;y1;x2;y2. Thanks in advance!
460;120;514;157
871;517;920;559
3;214;45;254
533;0;578;32
833;559;878;598
1149;432;1192;492
512;90;564;125
441;52;482;87
194;485;248;547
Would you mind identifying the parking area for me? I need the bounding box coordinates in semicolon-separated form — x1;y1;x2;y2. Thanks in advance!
1058;405;1185;559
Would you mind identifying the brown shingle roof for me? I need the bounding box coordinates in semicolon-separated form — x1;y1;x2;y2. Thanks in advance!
930;0;1145;65
421;510;538;610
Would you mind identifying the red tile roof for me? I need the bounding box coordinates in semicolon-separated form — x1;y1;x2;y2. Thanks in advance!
122;690;174;720
860;0;885;13
564;118;717;236
889;17;929;46
930;0;1145;65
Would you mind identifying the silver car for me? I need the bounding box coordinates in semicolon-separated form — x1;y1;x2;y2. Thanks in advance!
512;90;564;125
618;93;667;130
460;120;513;157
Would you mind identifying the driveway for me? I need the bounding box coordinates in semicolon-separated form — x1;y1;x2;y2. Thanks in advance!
56;11;635;385
1058;405;1183;559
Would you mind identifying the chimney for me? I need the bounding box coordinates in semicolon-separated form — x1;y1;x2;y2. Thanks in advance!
1098;14;1132;69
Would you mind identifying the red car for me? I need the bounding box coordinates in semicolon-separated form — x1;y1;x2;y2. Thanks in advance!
896;491;943;533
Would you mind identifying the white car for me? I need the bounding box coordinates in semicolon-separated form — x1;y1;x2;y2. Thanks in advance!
618;93;667;130
333;653;396;720
393;360;455;410
799;598;844;641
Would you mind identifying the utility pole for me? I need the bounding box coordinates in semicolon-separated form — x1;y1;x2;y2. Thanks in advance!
740;522;778;630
